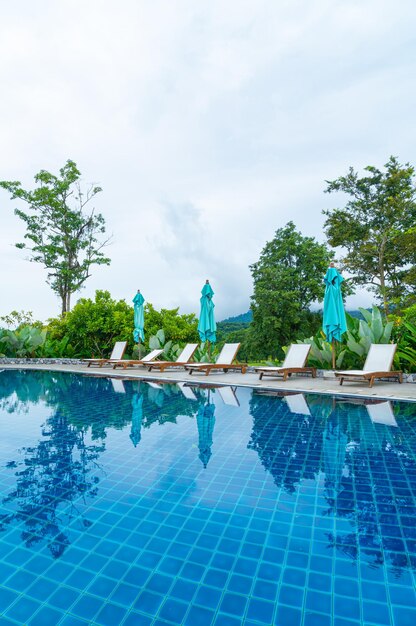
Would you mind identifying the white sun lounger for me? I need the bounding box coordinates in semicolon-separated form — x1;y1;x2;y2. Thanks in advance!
112;349;163;370
145;344;199;372
83;341;127;368
335;344;402;387
255;344;316;381
185;343;247;376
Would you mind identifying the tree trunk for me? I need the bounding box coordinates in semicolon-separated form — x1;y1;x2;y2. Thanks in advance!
379;236;389;317
61;291;71;316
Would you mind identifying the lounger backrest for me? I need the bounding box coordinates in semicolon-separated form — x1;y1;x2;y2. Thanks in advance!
176;343;199;363
110;341;128;360
284;393;311;416
141;349;164;362
215;343;241;364
366;401;398;427
217;386;240;407
363;344;396;372
177;382;198;401
282;344;311;369
110;378;126;393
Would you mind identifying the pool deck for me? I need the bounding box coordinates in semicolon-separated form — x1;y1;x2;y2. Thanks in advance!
2;363;415;402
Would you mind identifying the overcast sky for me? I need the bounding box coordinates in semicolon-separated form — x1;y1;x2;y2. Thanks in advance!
1;0;415;322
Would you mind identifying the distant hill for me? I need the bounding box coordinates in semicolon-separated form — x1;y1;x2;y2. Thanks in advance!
219;310;252;325
219;309;366;325
347;309;367;320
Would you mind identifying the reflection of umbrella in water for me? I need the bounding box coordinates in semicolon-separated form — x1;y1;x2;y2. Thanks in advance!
130;392;144;447
323;416;348;501
197;401;216;468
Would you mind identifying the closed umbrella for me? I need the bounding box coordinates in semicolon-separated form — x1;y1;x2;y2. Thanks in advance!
198;280;216;345
323;264;347;368
133;290;145;344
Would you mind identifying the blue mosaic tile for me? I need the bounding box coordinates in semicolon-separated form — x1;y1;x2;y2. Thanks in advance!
0;370;415;626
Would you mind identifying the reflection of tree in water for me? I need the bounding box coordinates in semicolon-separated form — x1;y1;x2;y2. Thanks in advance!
324;401;416;576
197;402;216;468
139;382;202;429
0;371;203;558
248;393;326;493
249;392;416;576
0;409;104;558
0;371;113;558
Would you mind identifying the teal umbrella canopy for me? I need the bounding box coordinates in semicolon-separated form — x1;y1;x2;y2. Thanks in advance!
133;291;145;343
198;281;216;343
323;267;347;342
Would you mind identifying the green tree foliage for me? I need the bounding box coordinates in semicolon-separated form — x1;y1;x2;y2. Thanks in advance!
47;290;199;358
0;160;111;315
324;156;416;315
0;310;41;330
249;222;333;358
144;303;199;344
47;290;133;358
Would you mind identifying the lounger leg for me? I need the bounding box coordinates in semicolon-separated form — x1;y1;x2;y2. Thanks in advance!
283;372;288;381
259;372;264;380
242;366;247;374
339;377;343;385
399;373;403;384
369;377;374;388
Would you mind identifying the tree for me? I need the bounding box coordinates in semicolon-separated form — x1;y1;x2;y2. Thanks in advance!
0;160;111;314
47;290;199;358
324;156;416;315
144;303;199;343
249;222;333;358
47;290;134;358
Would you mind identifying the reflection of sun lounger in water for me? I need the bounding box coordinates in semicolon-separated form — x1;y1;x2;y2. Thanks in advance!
110;378;126;394
366;401;398;427
177;382;198;401
216;386;240;407
185;383;240;406
283;393;311;416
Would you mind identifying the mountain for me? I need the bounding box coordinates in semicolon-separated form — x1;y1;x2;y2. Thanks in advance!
219;310;252;325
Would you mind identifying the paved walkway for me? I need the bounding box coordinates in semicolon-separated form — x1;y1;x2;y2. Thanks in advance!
1;363;415;402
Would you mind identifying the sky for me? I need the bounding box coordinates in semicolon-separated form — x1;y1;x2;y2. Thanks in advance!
1;0;415;322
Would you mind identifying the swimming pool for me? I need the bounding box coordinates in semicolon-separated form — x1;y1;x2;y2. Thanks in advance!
0;370;415;625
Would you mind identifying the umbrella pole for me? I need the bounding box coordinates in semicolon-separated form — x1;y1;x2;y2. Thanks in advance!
332;338;336;370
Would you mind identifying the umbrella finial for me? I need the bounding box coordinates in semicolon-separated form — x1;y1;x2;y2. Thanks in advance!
206;279;209;283
329;261;335;268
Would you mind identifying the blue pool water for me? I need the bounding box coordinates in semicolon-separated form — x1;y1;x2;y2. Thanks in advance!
0;370;415;626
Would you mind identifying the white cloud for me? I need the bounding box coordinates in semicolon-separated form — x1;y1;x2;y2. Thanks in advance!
0;0;415;321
